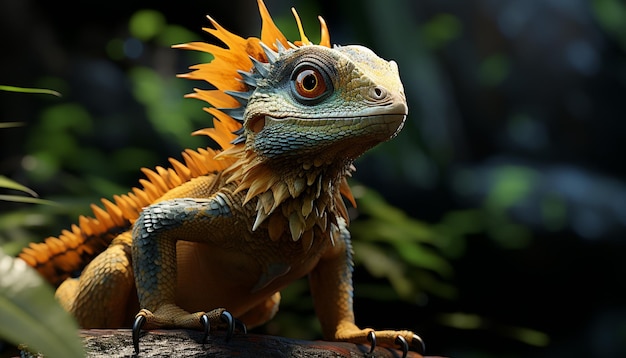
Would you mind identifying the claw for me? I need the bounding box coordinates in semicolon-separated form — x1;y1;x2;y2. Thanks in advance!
132;315;146;355
411;334;426;354
220;310;235;341
367;331;377;354
395;335;408;358
200;314;210;344
235;319;248;335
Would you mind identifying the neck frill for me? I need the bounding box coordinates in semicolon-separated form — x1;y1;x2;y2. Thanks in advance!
219;145;356;249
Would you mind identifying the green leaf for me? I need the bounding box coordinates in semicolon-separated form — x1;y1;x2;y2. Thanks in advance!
0;85;61;97
438;312;550;347
0;195;59;206
391;240;455;278
0;175;38;197
354;241;414;298
0;249;84;357
0;122;25;128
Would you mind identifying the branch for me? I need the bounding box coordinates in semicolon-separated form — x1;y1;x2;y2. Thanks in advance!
78;329;430;357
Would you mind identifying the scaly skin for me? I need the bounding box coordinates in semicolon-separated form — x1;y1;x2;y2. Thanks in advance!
19;0;423;354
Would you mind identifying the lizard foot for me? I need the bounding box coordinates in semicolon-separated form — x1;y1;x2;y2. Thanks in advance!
217;310;248;342
336;325;424;358
197;311;246;344
132;306;246;355
367;330;425;358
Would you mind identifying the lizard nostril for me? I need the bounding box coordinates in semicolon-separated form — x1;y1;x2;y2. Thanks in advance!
370;86;387;101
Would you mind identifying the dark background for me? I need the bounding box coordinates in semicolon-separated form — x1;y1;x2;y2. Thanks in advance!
1;0;625;357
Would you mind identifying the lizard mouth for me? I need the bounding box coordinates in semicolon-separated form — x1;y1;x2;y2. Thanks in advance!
247;112;406;159
247;101;407;134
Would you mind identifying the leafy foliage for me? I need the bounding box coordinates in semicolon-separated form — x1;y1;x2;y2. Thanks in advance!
350;185;456;300
0;85;83;357
0;249;84;358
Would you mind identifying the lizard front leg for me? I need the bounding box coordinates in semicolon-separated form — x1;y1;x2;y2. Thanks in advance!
131;195;242;351
309;218;425;356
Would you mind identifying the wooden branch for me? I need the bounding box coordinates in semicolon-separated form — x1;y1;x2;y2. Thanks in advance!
79;329;430;357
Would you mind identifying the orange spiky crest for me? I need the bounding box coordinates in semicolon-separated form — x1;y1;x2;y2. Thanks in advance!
174;0;331;152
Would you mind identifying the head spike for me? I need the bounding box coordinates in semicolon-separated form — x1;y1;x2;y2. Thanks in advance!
250;55;270;77
318;16;331;47
231;135;246;145
237;70;259;88
219;106;245;121
259;42;278;64
291;7;312;45
224;90;252;104
275;40;286;54
258;0;289;49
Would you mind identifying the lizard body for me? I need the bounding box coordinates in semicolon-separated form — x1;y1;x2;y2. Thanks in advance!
19;0;423;354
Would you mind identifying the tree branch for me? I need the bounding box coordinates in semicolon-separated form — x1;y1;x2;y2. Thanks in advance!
79;329;430;357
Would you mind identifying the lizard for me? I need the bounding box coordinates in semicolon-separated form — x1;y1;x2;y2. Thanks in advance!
18;0;424;355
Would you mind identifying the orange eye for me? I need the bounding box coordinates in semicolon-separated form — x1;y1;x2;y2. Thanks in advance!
294;68;327;99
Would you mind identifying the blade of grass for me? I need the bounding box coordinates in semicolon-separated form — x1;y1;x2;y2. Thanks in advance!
0;176;38;197
0;122;25;128
0;195;58;206
0;85;61;97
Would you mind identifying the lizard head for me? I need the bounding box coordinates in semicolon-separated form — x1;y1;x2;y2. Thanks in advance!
176;0;407;241
241;44;407;163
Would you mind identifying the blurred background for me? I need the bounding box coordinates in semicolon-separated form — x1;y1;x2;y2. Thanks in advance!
1;0;625;357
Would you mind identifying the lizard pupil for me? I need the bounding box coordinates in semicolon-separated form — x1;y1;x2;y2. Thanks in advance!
302;72;317;90
293;67;327;100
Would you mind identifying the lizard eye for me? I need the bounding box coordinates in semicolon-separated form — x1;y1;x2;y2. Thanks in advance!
291;64;332;104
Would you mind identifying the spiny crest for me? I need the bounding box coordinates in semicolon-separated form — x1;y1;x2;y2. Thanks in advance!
20;146;227;285
174;0;331;148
